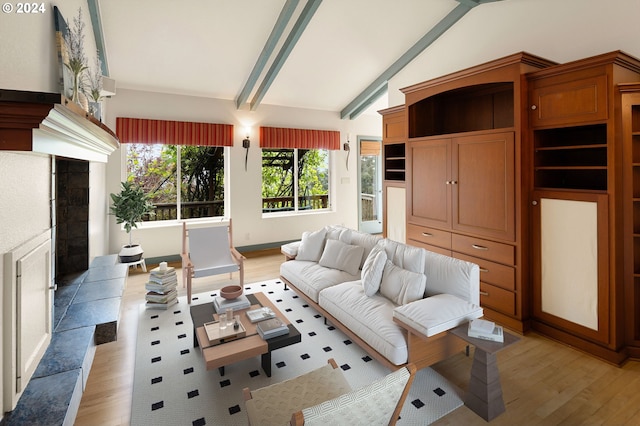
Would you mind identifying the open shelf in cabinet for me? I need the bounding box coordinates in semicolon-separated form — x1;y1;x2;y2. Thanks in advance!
384;143;405;181
534;124;607;190
408;82;514;138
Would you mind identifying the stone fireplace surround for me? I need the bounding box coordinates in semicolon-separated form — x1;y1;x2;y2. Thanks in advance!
0;90;121;423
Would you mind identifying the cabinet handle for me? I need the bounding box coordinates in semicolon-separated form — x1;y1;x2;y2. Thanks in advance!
531;105;537;110
480;291;489;296
471;244;488;250
479;267;489;273
451;180;458;185
445;180;451;185
421;232;433;237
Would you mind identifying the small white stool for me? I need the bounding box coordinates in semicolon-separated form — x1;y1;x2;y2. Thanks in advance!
124;257;147;272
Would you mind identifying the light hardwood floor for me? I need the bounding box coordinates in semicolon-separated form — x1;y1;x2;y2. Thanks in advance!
75;251;640;425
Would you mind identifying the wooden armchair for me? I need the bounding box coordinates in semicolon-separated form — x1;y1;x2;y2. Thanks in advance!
181;220;245;304
243;358;416;426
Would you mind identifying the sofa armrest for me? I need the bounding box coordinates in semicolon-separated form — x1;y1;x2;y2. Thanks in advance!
423;250;480;305
281;241;301;261
393;294;483;337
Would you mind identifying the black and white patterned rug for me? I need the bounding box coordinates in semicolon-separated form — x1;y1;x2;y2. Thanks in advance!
131;279;463;425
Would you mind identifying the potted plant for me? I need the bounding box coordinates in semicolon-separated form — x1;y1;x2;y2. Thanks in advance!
110;181;155;263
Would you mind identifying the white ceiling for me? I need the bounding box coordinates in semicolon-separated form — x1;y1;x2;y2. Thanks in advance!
98;0;468;117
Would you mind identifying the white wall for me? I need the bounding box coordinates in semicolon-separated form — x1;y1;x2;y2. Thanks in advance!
105;89;381;258
0;152;51;414
0;2;102;415
387;0;640;107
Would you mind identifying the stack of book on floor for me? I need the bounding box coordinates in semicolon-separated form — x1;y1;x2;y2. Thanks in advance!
256;317;289;340
213;294;250;313
145;265;178;309
467;318;504;342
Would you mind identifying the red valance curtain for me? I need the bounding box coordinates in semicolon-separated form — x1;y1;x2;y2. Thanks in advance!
116;117;234;146
259;126;340;150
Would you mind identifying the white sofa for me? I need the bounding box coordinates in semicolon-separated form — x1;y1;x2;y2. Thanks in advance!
280;225;483;370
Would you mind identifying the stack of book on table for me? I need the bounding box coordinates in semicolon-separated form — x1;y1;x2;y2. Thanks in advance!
246;306;276;323
145;265;178;309
213;294;250;313
467;318;504;342
256;317;289;340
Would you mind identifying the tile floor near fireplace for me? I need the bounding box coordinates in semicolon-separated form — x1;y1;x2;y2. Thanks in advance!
3;255;127;426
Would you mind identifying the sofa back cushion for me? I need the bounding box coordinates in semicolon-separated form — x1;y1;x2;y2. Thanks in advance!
349;231;383;269
379;239;425;274
297;228;327;262
423;250;480;305
379;260;426;305
319;239;364;276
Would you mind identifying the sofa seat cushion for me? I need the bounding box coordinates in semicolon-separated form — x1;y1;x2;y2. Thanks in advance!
319;281;408;366
281;260;360;303
393;294;483;337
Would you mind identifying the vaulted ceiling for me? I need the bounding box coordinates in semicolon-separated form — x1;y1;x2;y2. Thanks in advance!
93;0;501;118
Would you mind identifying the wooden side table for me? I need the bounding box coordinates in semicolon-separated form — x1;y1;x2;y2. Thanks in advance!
449;323;520;421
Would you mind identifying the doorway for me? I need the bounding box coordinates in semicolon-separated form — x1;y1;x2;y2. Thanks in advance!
358;136;382;234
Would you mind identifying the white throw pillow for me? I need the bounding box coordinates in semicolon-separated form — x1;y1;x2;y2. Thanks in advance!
361;244;387;297
379;260;426;305
296;228;327;262
324;225;352;243
318;239;364;276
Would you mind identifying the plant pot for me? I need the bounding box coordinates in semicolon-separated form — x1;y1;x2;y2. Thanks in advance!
119;244;143;263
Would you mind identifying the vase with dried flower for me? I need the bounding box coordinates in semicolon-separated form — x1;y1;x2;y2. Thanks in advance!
64;7;88;110
87;56;103;120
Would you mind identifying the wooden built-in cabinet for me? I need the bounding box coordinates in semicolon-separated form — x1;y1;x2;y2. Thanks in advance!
526;52;640;364
400;53;556;332
385;50;640;364
618;83;640;359
379;105;407;242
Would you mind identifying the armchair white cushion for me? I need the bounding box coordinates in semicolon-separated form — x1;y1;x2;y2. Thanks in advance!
243;358;416;426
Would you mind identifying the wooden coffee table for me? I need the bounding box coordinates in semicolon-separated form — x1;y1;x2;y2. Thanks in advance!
190;292;301;377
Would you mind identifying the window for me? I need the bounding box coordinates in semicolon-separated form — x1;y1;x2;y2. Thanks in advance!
261;148;330;213
126;143;226;221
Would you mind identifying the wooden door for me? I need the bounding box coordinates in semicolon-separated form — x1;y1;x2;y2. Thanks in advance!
406;138;451;229
531;190;610;344
452;132;515;241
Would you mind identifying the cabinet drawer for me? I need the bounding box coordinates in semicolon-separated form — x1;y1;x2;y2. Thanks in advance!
530;74;608;127
480;282;515;316
409;240;452;257
451;234;514;265
453;252;515;291
407;224;451;249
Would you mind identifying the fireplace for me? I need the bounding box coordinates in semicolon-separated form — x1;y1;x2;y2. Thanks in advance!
0;89;120;413
55;158;90;278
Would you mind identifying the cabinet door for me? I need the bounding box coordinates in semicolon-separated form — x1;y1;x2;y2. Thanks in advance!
452;132;515;241
532;190;609;344
384;184;406;242
407;138;451;229
530;74;608;128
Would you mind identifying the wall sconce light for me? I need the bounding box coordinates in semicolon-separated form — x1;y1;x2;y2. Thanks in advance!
243;128;250;171
344;133;351;171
